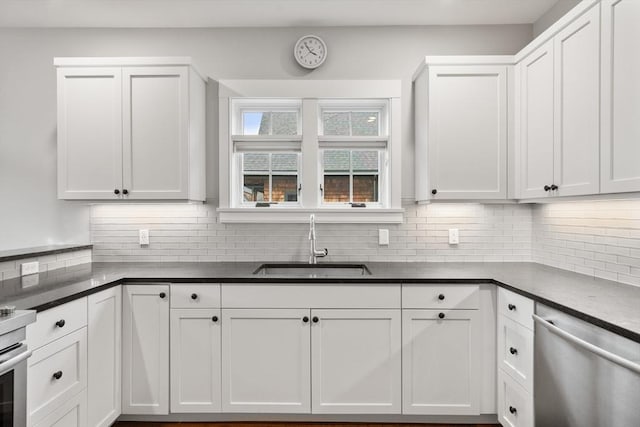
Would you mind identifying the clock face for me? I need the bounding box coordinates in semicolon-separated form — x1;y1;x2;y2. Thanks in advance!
294;35;327;69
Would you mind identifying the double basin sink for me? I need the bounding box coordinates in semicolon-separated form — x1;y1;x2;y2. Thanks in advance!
253;263;371;277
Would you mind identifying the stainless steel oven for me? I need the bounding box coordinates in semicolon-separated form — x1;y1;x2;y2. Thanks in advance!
0;309;35;427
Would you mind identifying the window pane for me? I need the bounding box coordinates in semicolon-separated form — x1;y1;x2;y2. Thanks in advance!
324;175;350;202
351;111;379;136
243;175;269;202
243;153;269;171
353;175;379;202
243;112;271;135
323;112;350;136
272;175;298;202
272;112;298;135
323;150;350;172
352;151;379;172
272;153;298;172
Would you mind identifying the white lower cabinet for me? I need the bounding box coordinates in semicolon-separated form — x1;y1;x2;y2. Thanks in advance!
311;309;401;414
122;284;170;415
87;287;122;427
221;308;311;413
402;309;480;415
170;308;221;413
32;391;87;427
497;370;533;427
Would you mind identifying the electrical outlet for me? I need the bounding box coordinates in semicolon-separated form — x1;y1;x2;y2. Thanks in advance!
448;228;459;245
139;229;150;245
379;229;389;246
21;261;39;276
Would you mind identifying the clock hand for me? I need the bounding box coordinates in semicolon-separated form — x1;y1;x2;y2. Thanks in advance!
304;41;318;56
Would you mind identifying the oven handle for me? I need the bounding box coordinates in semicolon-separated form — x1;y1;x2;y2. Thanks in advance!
533;314;640;374
0;348;31;376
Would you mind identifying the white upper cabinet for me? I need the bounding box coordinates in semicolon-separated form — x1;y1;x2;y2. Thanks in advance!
601;0;640;193
414;60;510;201
517;4;601;199
55;57;205;201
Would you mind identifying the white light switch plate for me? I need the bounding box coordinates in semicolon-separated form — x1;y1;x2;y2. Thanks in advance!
449;228;459;245
139;229;150;245
21;261;39;276
379;229;389;246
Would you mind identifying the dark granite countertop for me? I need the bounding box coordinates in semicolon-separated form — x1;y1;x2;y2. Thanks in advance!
0;261;638;342
0;243;93;262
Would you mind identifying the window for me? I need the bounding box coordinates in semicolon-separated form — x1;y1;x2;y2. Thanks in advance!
242;153;299;204
322;150;381;204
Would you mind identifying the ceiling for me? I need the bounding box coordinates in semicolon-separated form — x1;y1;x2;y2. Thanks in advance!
0;0;563;28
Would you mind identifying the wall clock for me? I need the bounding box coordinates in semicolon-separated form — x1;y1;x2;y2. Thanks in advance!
294;35;327;69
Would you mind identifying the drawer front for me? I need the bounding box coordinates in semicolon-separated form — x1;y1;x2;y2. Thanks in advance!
32;390;87;427
171;283;220;308
497;370;533;427
27;298;88;350
402;284;479;309
498;288;534;330
498;316;534;391
28;328;88;426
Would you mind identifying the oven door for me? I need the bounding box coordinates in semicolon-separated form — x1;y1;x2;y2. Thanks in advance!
0;343;31;427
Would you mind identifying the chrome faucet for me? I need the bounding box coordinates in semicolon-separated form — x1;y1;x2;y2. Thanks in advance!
309;214;328;264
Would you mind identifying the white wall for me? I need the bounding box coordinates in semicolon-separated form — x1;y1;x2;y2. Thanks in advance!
0;25;533;250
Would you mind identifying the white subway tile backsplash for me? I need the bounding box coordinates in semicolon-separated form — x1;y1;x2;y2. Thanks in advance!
0;248;92;280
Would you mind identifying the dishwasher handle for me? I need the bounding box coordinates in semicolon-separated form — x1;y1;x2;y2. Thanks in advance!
533;314;640;375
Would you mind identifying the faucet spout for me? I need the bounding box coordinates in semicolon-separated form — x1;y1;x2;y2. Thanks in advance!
308;214;328;264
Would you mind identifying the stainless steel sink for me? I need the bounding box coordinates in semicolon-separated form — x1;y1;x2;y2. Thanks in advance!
253;263;371;277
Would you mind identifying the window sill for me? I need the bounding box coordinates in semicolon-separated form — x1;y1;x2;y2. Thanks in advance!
217;208;404;224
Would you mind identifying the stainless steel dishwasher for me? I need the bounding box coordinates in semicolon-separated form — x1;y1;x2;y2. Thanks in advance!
533;304;640;427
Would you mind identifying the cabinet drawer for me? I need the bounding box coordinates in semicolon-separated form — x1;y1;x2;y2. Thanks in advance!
497;370;533;427
498;288;534;330
498;316;534;391
171;283;220;308
33;390;87;427
27;298;88;350
402;284;479;309
28;328;87;426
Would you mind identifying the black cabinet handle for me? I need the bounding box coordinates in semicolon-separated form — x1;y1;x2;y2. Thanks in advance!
438;294;445;300
191;293;198;300
55;319;66;328
159;292;166;299
438;312;445;319
312;316;319;323
509;406;517;415
509;347;518;355
550;184;558;191
302;316;309;323
431;189;438;195
114;189;120;195
508;303;516;311
123;189;129;195
544;185;551;192
52;371;63;380
211;316;218;322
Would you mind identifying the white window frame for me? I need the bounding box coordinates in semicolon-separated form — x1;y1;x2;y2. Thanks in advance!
218;80;403;223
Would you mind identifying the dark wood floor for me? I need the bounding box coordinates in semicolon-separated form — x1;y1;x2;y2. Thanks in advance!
116;423;499;427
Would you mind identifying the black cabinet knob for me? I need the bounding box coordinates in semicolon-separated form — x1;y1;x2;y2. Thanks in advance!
55;319;66;328
123;189;129;195
191;293;198;300
114;189;120;195
302;316;309;323
509;347;518;355
211;316;218;322
431;189;438;195
438;312;445;319
312;316;319;323
508;303;516;311
550;184;558;191
509;406;517;415
52;371;63;380
544;185;551;192
159;292;166;299
438;294;445;300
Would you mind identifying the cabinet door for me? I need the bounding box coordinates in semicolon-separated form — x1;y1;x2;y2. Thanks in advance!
554;5;601;197
170;309;221;413
57;67;122;199
310;309;401;414
87;287;121;427
122;67;189;199
519;41;555;199
427;65;508;199
122;284;169;415
221;309;311;413
402;309;480;415
601;0;640;193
